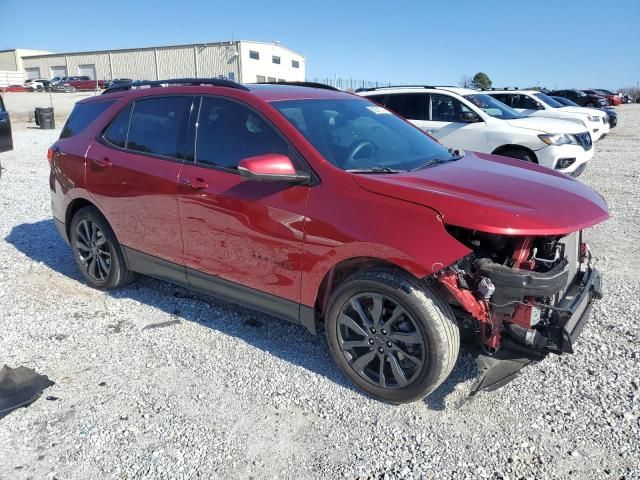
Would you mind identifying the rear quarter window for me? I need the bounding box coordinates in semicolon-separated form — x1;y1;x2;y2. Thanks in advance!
60;100;115;139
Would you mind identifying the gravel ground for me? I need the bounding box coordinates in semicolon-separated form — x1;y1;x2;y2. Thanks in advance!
0;105;638;479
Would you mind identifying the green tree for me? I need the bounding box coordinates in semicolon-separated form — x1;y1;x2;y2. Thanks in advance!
470;72;492;90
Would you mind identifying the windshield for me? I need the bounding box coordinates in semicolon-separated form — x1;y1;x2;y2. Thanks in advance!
534;93;564;108
464;94;522;120
595;89;614;95
550;96;579;107
272;98;458;172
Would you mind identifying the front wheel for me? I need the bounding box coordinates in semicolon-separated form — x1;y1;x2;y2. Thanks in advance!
586;102;596;108
498;148;535;163
70;206;134;290
325;270;459;404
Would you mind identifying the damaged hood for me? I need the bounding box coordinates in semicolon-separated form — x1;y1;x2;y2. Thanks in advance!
353;151;609;236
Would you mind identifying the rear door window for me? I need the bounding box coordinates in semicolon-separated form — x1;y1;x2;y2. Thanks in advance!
102;103;132;148
366;95;388;105
510;94;540;109
126;96;193;159
60;100;115;139
384;94;428;120
490;93;512;106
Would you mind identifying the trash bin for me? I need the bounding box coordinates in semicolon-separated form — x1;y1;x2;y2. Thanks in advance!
35;107;55;129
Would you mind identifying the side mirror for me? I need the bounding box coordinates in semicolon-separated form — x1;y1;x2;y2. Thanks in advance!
238;154;311;184
460;111;481;123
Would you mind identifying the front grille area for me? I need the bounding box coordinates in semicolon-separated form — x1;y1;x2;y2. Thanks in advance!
575;132;593;150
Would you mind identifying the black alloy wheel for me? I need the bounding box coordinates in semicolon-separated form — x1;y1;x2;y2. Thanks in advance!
74;219;112;281
337;292;426;389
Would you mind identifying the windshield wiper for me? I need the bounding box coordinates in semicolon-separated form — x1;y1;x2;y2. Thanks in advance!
411;152;464;172
346;166;402;174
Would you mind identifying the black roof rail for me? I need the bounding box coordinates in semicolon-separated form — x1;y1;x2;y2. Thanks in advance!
356;85;466;92
102;78;249;95
253;81;340;91
358;85;437;91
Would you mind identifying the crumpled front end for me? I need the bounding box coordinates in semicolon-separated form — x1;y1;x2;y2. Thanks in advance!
433;227;603;394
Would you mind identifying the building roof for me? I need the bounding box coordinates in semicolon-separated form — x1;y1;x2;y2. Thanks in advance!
14;40;304;60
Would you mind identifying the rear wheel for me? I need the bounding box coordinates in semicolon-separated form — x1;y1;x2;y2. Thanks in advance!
497;148;535;163
70;207;133;290
325;270;459;404
586;102;596;108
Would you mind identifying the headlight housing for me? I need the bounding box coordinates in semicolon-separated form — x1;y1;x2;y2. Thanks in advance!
587;115;600;122
538;133;578;146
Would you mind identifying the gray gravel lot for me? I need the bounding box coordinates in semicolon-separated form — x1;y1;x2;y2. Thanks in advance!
0;105;638;479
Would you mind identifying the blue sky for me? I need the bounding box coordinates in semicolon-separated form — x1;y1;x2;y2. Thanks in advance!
1;0;638;89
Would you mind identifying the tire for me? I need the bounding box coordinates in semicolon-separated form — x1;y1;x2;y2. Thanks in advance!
497;148;535;163
325;269;459;404
69;206;134;290
586;102;596;108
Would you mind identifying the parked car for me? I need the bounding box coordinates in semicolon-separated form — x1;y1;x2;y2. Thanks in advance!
105;78;133;89
548;89;609;108
358;86;594;176
54;76;105;92
24;78;50;91
585;89;622;106
550;95;618;129
486;90;608;141
50;76;66;87
0;94;13;153
48;80;608;403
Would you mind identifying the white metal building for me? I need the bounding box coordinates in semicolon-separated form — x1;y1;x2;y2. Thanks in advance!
0;40;305;86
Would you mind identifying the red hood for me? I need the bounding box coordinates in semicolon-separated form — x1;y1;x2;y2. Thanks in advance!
352;151;609;236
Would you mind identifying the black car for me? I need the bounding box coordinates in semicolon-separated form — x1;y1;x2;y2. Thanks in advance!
106;78;134;89
550;95;618;128
0;94;13;154
548;89;609;108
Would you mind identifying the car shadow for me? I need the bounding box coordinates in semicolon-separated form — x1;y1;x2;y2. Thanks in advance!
6;219;475;409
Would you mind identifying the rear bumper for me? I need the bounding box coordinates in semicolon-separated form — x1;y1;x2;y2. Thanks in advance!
54;217;69;244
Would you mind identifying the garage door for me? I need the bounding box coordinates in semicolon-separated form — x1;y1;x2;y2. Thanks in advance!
25;67;41;80
78;64;96;80
50;66;67;79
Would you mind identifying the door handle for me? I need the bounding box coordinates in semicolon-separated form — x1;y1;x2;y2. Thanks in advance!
179;177;208;190
93;157;112;168
0;119;7;124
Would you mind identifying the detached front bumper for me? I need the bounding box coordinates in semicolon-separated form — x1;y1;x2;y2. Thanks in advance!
470;265;602;395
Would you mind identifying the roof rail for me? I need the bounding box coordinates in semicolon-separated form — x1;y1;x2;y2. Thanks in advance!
102;78;250;95
356;85;438;92
254;81;340;91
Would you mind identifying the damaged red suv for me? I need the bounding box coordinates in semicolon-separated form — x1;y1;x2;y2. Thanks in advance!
49;79;608;403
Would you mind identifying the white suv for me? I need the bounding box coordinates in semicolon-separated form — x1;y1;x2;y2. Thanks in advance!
487;90;609;141
357;86;594;177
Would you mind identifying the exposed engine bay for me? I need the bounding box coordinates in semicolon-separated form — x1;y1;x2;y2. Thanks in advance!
435;226;602;394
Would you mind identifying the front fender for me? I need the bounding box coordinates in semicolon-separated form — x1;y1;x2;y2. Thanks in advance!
299;184;471;307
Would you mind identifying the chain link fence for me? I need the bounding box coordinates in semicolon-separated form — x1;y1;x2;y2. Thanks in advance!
307;77;395;91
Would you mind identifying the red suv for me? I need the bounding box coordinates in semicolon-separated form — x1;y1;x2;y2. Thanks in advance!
49;79;608;403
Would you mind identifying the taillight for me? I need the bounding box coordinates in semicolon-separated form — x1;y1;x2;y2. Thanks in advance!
47;147;55;163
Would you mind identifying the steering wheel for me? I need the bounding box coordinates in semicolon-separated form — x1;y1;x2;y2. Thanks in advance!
345;141;375;166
